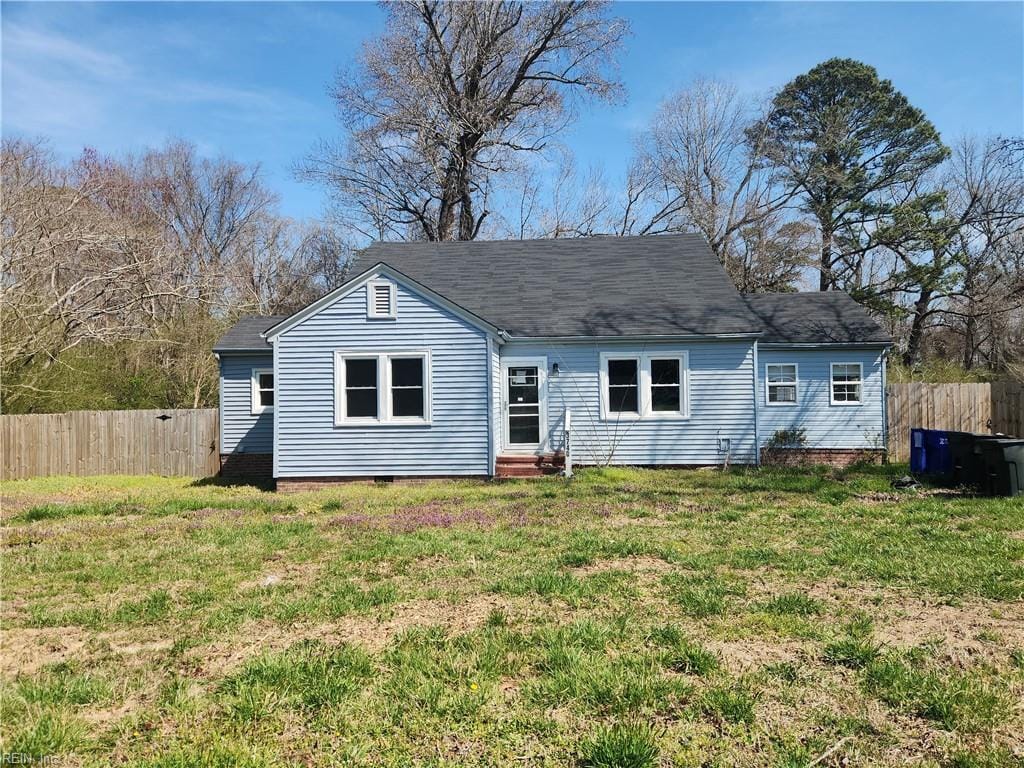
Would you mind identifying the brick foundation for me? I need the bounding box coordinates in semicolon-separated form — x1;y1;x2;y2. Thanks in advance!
219;453;274;480
276;475;491;492
760;448;885;468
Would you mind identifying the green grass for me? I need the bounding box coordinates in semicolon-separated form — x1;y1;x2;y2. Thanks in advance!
863;653;1009;733
578;721;660;768
1;464;1022;766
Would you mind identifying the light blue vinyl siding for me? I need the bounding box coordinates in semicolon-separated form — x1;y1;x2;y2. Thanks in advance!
758;347;886;449
500;340;758;465
219;352;274;454
274;280;491;477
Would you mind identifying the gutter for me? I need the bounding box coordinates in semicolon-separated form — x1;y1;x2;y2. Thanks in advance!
759;341;894;350
501;332;764;343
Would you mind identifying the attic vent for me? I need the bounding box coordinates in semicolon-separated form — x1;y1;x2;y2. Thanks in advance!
367;280;396;319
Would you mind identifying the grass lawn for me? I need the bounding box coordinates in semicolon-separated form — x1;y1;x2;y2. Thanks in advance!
1;465;1022;767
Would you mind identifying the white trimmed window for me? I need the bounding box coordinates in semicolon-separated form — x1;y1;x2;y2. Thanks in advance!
366;280;397;319
648;356;686;416
606;357;640;415
830;362;863;405
251;368;274;414
600;352;689;420
766;363;798;406
334;350;431;425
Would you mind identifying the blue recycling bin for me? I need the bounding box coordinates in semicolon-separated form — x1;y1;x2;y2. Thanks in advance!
909;428;953;479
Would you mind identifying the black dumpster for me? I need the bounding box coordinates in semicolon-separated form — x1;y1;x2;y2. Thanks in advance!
980;439;1024;497
948;432;1005;489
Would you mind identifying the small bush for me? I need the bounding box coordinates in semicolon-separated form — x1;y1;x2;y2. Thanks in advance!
766;428;807;449
578;722;660;768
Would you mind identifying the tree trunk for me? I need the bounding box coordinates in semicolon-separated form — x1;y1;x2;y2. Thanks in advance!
902;287;933;367
962;268;977;370
819;225;833;291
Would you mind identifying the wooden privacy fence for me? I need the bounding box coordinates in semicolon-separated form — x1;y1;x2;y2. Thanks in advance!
0;408;219;481
886;382;1023;461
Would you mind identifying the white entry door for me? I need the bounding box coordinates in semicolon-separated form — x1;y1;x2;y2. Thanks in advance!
501;358;547;452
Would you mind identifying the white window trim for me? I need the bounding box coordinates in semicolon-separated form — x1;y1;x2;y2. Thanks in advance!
830;361;864;406
251;367;274;415
599;351;690;421
334;350;432;426
366;279;397;320
765;363;799;407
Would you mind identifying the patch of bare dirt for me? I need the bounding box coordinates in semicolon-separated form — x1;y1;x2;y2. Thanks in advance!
194;592;526;675
236;560;323;591
570;555;676;579
0;626;91;676
0;625;173;677
708;637;809;671
875;599;1024;666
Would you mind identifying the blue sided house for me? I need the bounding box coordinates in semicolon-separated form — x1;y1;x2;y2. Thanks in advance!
213;235;892;487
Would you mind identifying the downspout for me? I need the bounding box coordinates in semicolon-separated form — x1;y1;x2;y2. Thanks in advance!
485;335;496;477
752;340;761;467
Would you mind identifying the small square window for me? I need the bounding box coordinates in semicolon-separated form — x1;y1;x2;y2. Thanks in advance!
830;363;863;405
766;364;798;406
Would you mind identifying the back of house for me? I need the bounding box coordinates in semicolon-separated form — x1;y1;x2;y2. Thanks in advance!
213;234;892;487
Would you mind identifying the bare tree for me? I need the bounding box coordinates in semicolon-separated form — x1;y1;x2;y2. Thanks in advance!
1;138;336;412
301;0;627;242
1;140;181;408
872;136;1024;368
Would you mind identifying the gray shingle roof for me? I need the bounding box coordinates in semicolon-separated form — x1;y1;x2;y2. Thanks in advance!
355;234;764;337
741;292;892;345
213;315;286;352
214;237;893;350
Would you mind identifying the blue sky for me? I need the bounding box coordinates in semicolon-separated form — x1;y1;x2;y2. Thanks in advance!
3;1;1022;221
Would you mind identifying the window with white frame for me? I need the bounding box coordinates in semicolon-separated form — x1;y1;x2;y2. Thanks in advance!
830;362;863;404
251;368;274;414
366;280;397;319
649;356;684;414
766;363;798;405
606;357;640;415
600;352;689;419
335;351;430;425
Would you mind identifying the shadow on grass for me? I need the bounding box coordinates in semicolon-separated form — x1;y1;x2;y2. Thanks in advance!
189;475;276;492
